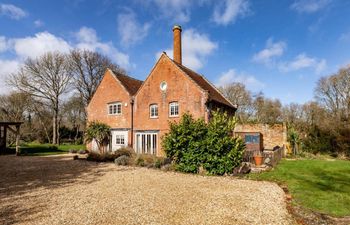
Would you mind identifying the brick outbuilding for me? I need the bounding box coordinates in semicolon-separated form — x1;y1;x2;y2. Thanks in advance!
87;25;236;156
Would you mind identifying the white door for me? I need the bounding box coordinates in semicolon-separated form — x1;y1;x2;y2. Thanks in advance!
111;130;128;151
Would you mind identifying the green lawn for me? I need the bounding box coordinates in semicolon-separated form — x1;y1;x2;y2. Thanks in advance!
249;159;350;217
16;143;86;156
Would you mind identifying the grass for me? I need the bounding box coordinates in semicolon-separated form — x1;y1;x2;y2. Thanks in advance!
12;143;86;156
249;159;350;217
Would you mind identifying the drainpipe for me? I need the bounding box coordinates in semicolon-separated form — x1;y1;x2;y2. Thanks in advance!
130;97;134;148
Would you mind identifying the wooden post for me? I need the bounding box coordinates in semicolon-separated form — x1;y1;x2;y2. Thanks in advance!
15;125;20;156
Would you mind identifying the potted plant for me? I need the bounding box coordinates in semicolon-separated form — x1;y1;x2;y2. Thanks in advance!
253;151;263;166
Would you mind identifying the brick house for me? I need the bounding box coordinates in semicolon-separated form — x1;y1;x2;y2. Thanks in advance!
87;25;236;156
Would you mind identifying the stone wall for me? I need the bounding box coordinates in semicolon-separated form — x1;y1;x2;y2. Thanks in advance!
234;123;287;150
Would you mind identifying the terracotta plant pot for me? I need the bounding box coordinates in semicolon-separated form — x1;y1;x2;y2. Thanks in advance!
254;155;263;166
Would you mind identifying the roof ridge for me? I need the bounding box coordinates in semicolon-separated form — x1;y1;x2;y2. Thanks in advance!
200;74;236;108
170;59;235;108
112;70;143;83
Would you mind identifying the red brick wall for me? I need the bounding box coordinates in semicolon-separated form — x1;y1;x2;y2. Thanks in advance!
134;54;209;156
86;70;133;148
234;123;287;150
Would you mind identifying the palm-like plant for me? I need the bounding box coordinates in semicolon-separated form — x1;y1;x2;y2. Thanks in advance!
85;121;111;154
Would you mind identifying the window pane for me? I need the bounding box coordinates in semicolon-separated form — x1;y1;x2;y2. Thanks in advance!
109;105;113;114
147;134;151;153
136;134;140;153
152;134;157;155
142;134;146;154
117;104;121;114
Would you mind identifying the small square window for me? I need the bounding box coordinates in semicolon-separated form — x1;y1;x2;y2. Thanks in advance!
169;102;179;117
150;104;158;118
116;135;125;145
108;102;122;115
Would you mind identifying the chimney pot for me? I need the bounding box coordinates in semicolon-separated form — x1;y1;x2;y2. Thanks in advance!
173;25;182;64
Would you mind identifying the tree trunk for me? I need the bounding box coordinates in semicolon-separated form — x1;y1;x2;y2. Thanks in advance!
52;114;57;144
53;99;59;145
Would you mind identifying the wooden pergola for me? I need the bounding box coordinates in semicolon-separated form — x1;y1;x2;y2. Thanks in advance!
0;122;23;155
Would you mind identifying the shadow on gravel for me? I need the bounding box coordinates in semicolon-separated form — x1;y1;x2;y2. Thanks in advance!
0;155;112;224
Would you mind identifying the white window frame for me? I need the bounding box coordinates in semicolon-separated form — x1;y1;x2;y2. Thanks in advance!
108;102;122;115
115;135;125;145
150;104;158;118
169;102;179;117
135;132;158;155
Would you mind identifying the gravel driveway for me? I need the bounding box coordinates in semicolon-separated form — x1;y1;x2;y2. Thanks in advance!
0;155;293;225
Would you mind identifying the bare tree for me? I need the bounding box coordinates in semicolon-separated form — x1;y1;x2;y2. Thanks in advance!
315;66;350;120
219;82;253;122
62;95;86;143
0;92;31;121
8;52;72;144
253;93;282;124
68;49;124;106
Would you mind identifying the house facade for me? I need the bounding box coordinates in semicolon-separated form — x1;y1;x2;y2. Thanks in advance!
87;25;236;156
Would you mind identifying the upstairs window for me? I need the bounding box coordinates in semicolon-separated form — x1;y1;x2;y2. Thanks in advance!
169;102;179;117
108;102;122;115
150;104;158;118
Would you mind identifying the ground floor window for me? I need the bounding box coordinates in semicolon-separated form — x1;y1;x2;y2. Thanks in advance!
135;132;158;155
115;135;125;145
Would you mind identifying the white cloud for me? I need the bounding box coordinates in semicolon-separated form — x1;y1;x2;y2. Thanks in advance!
117;11;151;46
0;36;9;53
252;38;286;65
212;0;250;25
0;27;133;93
152;0;192;23
13;32;72;59
215;68;264;91
0;4;27;20
279;53;327;74
156;29;218;70
75;27;130;69
0;60;20;94
290;0;331;13
34;20;44;27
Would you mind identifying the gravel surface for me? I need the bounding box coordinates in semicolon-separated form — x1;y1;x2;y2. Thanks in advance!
0;155;293;225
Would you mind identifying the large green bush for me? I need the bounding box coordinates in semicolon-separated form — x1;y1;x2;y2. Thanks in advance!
162;113;207;173
162;111;245;175
203;111;245;175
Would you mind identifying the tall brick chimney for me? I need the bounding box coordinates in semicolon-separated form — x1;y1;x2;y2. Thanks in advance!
173;25;182;64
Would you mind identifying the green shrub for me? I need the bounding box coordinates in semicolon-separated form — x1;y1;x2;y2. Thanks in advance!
162;111;245;175
162;113;207;173
115;155;130;166
48;145;58;151
114;147;135;158
203;111;245;175
134;154;169;168
86;151;118;162
135;155;145;166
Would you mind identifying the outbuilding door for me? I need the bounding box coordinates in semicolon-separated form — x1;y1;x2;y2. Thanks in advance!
111;130;128;151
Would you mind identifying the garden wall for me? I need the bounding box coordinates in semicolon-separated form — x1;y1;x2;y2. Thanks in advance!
234;123;287;150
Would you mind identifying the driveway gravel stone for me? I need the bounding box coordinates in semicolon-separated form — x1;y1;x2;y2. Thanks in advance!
0;155;293;225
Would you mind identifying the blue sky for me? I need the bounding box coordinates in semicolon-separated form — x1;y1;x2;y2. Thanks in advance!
1;0;350;104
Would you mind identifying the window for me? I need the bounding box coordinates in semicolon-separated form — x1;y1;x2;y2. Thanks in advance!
115;135;125;145
135;133;158;155
108;102;122;115
169;102;179;117
150;104;158;118
245;135;260;144
160;81;167;91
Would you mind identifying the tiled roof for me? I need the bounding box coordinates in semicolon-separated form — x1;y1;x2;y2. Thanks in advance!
172;61;235;109
112;71;143;96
